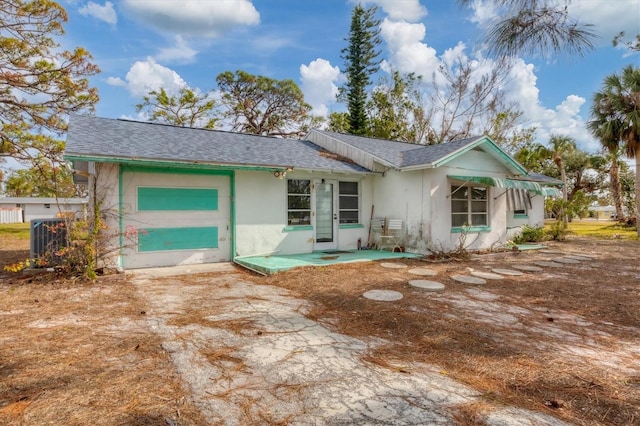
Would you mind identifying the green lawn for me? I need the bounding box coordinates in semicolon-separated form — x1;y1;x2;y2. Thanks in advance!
546;219;638;240
0;223;31;240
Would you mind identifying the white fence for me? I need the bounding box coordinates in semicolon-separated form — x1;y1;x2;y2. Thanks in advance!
0;208;23;224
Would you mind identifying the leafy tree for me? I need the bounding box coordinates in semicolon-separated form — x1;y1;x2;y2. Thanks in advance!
326;112;350;133
4;161;79;197
458;0;596;58
517;136;599;223
588;65;640;234
486;111;537;155
339;4;381;135
367;71;426;143
216;70;318;138
136;87;218;129
0;0;99;163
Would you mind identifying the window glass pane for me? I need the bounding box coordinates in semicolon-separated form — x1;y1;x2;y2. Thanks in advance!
471;214;487;226
339;211;359;224
288;179;310;194
451;214;468;227
452;200;468;213
339;181;358;195
288;211;310;225
471;187;487;199
451;186;468;199
339;195;358;209
471;200;487;213
288;195;310;210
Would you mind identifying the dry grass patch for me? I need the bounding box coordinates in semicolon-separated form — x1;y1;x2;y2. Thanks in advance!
256;238;640;426
0;276;208;425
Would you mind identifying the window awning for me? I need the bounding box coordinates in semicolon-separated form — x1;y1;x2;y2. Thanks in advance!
448;175;561;197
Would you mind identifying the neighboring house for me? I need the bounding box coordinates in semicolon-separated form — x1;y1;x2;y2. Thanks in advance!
0;197;88;224
63;115;560;270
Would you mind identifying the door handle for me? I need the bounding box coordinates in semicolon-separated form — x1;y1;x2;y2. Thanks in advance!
334;214;337;220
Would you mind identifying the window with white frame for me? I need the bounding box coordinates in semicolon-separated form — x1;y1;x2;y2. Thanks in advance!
451;185;488;227
338;181;359;224
287;179;311;225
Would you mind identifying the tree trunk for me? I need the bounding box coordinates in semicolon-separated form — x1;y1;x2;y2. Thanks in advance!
609;156;624;220
635;156;640;237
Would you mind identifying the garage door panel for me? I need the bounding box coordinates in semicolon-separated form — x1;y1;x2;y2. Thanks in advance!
138;226;219;252
121;170;231;269
137;187;219;211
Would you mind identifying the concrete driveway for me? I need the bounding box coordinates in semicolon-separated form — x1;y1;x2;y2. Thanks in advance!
129;264;569;425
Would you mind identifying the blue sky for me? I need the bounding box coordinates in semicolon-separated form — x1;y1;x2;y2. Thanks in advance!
60;0;639;156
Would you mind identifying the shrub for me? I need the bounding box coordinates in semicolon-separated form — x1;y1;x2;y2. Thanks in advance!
513;225;546;244
545;220;569;241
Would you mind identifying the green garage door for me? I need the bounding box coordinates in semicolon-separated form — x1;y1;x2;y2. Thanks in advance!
121;168;231;269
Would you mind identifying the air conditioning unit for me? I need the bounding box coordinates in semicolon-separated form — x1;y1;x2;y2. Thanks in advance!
30;219;68;267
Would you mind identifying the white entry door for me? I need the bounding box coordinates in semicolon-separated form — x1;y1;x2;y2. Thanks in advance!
313;179;338;251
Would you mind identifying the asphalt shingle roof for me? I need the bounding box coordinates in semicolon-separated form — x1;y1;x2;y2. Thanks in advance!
65;115;369;173
311;130;484;168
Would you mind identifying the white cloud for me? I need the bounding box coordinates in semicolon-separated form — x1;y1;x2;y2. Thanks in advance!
465;0;498;25
368;0;427;22
107;57;187;97
121;0;260;37
568;0;639;45
79;1;117;25
300;59;342;116
155;36;198;63
502;60;598;151
379;19;439;77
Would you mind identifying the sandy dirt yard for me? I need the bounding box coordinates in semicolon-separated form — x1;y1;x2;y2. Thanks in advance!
0;235;638;425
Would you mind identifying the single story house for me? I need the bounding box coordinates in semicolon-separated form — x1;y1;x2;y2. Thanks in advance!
64;115;560;270
0;197;88;224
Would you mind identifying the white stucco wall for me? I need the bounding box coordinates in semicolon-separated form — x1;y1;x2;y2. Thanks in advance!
369;148;524;254
235;170;373;256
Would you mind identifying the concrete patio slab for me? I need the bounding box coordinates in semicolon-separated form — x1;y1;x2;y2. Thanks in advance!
234;250;419;275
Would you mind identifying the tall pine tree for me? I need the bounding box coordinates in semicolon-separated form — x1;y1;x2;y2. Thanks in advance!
340;5;381;135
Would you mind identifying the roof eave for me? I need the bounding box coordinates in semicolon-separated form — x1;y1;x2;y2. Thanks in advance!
431;136;528;175
63;153;294;172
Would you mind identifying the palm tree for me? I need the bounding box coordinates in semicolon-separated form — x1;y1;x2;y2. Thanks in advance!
588;65;640;235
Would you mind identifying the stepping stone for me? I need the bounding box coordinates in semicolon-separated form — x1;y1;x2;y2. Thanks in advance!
554;257;581;264
408;268;437;276
363;289;403;301
451;275;486;285
470;271;504;280
511;264;544;272
408;280;445;291
539;250;564;255
380;262;407;269
533;261;563;268
564;255;589;261
492;268;523;276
